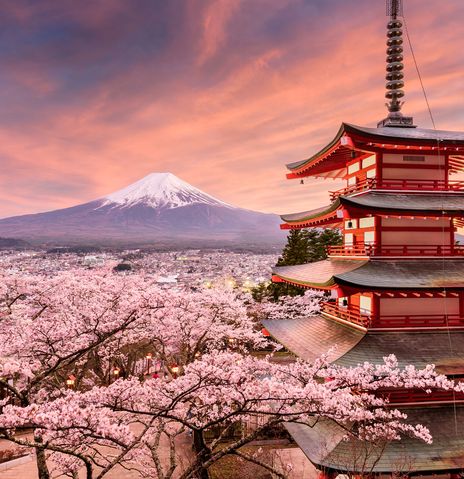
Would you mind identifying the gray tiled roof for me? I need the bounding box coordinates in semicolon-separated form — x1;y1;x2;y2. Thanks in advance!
273;259;464;290
280;191;464;225
263;315;464;374
336;260;464;289
286;406;464;473
280;201;339;223
263;316;364;364
286;122;464;171
341;191;464;214
349;123;464;143
273;260;367;288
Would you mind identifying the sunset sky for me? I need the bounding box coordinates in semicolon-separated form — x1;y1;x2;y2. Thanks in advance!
1;0;464;218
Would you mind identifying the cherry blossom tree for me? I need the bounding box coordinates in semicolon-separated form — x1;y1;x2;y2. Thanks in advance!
1;352;462;479
0;269;267;478
0;269;170;478
138;286;267;372
0;269;461;479
251;289;323;322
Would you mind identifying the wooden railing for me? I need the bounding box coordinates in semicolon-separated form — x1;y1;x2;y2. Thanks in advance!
378;178;464;191
321;301;370;328
327;244;464;257
329;178;375;201
329;178;464;201
321;302;464;330
327;244;372;256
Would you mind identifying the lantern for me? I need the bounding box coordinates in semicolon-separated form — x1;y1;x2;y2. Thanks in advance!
66;375;76;388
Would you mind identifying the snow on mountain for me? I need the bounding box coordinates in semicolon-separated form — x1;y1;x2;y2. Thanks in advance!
0;172;284;246
101;173;234;209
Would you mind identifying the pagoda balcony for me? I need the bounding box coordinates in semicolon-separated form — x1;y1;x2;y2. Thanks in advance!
321;301;371;328
327;243;464;258
329;178;464;201
321;301;464;330
329;178;376;200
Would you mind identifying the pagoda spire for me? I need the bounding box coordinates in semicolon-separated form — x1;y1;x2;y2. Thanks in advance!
378;0;415;128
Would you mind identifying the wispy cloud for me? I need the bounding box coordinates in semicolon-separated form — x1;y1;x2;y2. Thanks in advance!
197;0;242;65
0;0;463;218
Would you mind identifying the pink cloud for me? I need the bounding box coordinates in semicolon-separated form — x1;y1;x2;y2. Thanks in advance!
0;0;463;220
197;0;243;65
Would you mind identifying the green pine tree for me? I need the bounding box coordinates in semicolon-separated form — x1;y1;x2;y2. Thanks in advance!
276;229;310;266
252;228;342;301
306;229;343;262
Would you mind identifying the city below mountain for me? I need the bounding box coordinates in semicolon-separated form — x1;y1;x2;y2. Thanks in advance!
0;173;284;247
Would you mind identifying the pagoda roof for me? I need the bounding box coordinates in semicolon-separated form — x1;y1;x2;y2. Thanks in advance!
336;259;464;290
280;200;341;229
272;259;464;290
349;123;464;144
286;406;464;473
263;315;464;374
272;259;366;290
286;123;464;179
341;191;464;216
280;191;464;229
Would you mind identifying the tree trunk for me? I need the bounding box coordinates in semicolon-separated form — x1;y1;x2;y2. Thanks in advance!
85;460;93;479
192;430;210;479
35;446;50;479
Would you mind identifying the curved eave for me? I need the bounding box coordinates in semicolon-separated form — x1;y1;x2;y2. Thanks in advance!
272;259;367;291
286;122;464;179
280;216;342;230
286;124;359;179
280;199;342;230
271;273;337;290
286;124;345;171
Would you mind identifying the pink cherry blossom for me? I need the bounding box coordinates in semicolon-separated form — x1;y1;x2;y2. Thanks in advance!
0;270;460;479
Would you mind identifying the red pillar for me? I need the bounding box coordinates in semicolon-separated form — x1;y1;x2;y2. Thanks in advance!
371;292;380;327
376;151;383;186
444;154;450;188
374;215;381;251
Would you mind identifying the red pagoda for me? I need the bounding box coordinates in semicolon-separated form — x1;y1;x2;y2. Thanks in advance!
263;0;464;476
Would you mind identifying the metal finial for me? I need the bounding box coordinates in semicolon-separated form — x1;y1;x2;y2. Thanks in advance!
385;0;404;114
386;0;403;19
378;0;415;127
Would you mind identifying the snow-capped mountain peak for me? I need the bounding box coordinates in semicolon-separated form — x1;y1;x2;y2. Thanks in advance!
101;172;234;209
0;171;284;246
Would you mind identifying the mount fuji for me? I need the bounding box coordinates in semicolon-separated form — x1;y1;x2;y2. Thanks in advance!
0;173;284;247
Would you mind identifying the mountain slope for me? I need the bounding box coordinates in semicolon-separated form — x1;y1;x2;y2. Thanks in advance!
0;173;284;246
101;172;233;209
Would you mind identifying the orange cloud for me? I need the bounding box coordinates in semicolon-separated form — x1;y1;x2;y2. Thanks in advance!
0;0;463;220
